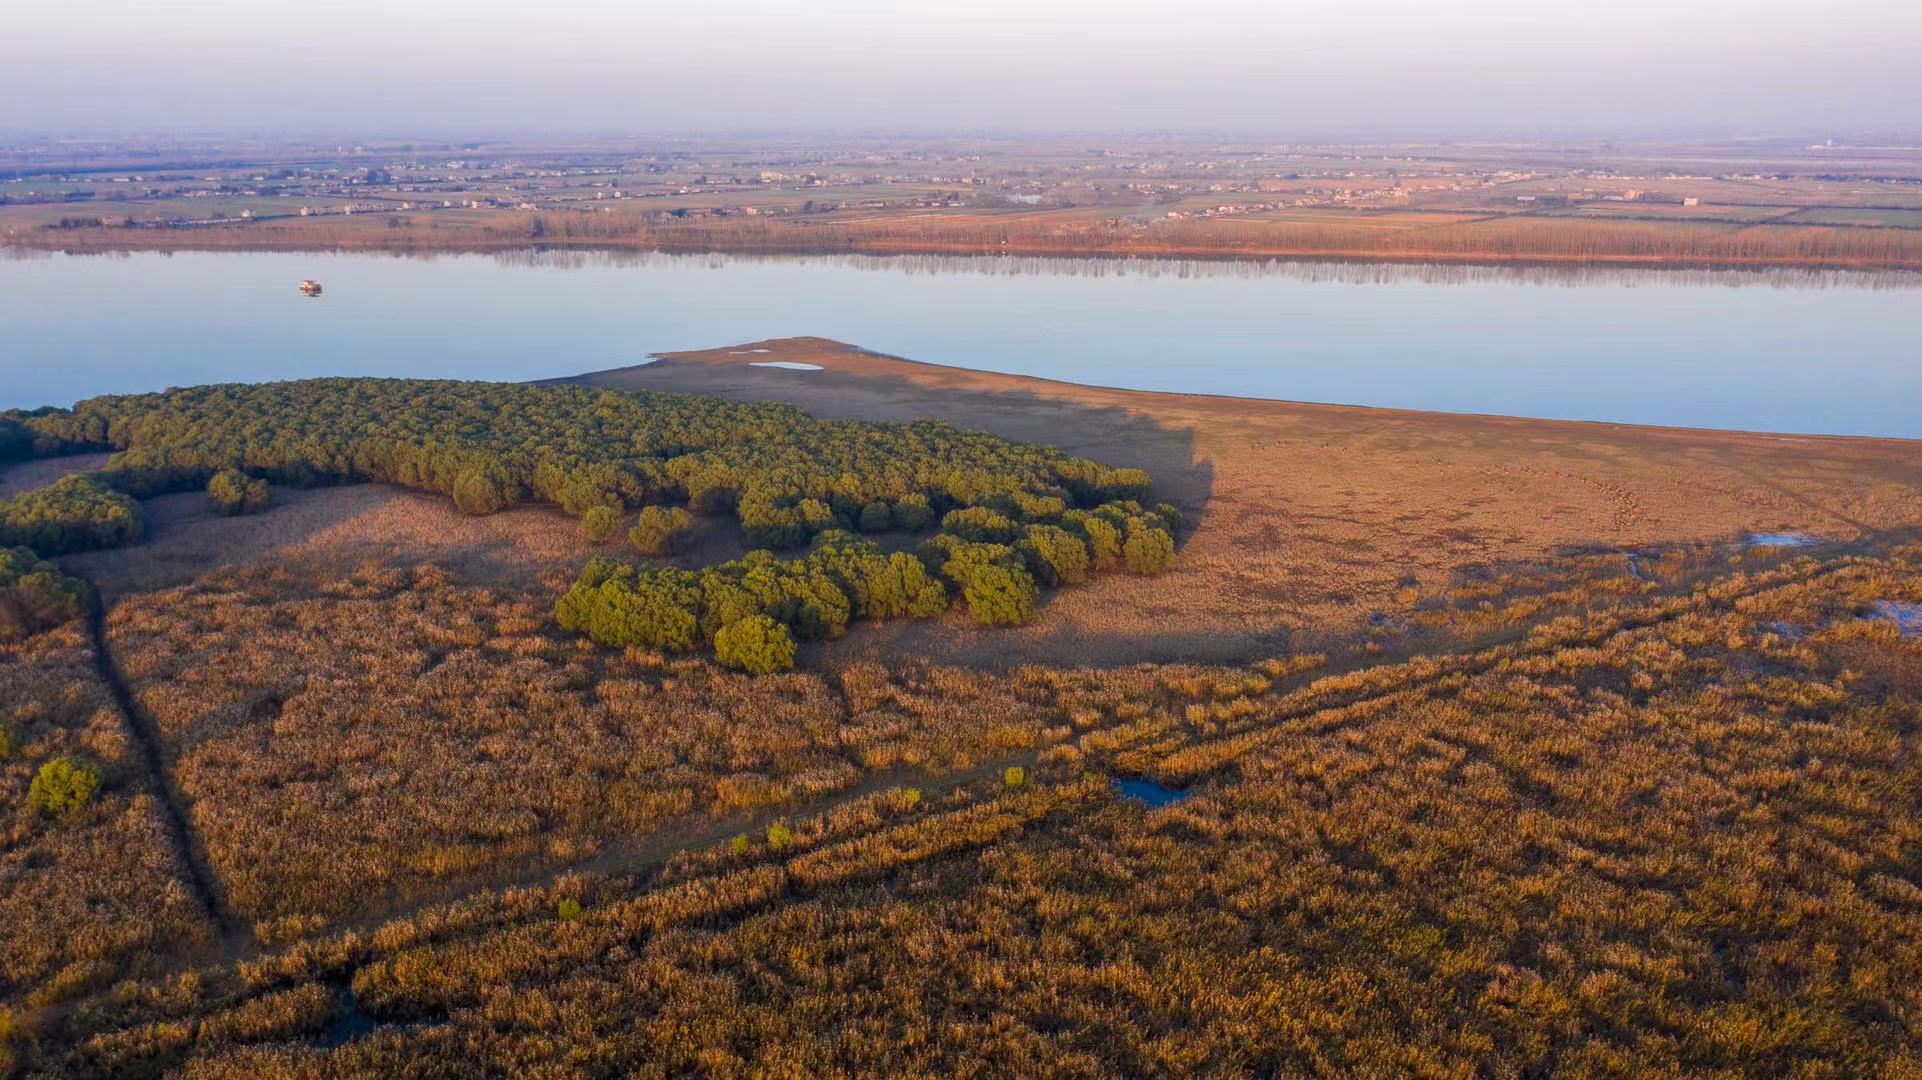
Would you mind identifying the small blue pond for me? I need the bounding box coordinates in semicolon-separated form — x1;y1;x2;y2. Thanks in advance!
1115;778;1192;807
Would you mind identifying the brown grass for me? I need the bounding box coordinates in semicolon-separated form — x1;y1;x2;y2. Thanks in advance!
8;339;1922;1073
36;546;1922;1076
0;621;214;1009
100;561;1142;939
57;484;619;603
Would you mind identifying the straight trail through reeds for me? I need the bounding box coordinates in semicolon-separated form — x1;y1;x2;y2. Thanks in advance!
78;579;241;940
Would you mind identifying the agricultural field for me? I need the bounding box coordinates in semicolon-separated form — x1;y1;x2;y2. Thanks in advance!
3;344;1922;1074
1778;206;1922;228
9;134;1922;268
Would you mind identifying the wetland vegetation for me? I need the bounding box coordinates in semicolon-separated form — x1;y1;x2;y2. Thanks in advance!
1;342;1920;1076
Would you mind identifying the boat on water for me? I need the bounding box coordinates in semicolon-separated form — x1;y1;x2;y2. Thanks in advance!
299;279;323;296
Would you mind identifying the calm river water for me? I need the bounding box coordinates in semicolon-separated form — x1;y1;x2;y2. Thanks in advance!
2;249;1917;437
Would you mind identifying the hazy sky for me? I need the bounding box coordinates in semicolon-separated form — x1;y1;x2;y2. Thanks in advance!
4;0;1918;136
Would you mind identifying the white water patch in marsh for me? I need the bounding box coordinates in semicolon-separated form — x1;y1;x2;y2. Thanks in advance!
1746;532;1821;547
1873;600;1922;635
749;361;824;371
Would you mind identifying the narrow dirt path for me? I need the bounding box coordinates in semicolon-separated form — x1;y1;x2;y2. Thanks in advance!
79;584;240;939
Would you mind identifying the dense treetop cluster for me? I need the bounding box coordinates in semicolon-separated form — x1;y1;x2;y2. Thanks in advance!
206;468;268;516
0;416;37;465
4;378;1177;667
10;379;1151;539
559;498;1181;670
0;474;143;557
0;546;90;642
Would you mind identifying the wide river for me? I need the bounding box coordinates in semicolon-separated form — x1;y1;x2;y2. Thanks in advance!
3;249;1918;437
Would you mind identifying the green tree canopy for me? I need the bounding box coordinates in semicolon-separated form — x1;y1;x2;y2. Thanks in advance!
962;563;1038;627
716;615;797;676
629;505;695;555
207;469;269;516
0;474;143;556
0;546;90;641
580;505;623;543
29;757;102;814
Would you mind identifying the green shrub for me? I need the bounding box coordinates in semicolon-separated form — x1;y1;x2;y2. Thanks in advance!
730;833;751;857
942;506;1018;543
556;898;583;921
0;417;34;464
798;498;839;533
1152;502;1186;536
451;466;511;515
29;757;102;814
858;500;893;533
820;545;943;621
920;536;1015;590
0;545;90;642
1020;524;1092;587
629;505;696;556
1122;518;1176;574
766;822;794;850
1076;514;1123;570
1003;766;1026;789
907;579;950;618
555;573;702;653
1098;466;1153;500
0;723;16;761
0;474;144;555
714;615;797;676
892;493;936;531
207;468;269;515
963;564;1037;627
580;505;623;543
1007;490;1070;522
